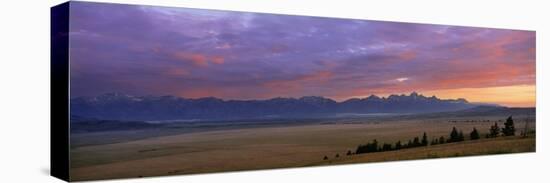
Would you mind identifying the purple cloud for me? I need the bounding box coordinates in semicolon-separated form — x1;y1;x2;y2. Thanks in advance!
68;1;535;105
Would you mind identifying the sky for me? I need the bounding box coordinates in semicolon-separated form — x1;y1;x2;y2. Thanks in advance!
68;2;536;107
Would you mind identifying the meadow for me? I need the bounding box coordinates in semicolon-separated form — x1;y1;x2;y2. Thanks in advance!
70;113;535;181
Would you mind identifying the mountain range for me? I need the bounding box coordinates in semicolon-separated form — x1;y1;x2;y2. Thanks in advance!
70;92;481;121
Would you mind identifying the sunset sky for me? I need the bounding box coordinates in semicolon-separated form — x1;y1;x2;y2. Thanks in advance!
69;2;536;107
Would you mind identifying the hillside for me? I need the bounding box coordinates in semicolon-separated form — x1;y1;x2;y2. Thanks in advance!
71;92;476;121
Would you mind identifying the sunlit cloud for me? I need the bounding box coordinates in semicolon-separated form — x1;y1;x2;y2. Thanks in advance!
172;52;225;67
173;52;208;67
68;2;536;107
395;77;409;82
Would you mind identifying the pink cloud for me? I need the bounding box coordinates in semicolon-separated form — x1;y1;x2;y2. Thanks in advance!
263;70;333;95
211;56;225;64
172;52;226;67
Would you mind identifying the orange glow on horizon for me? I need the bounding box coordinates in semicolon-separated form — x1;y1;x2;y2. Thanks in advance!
422;85;535;107
352;85;535;107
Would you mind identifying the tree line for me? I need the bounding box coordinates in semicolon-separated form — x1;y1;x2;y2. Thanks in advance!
324;116;516;160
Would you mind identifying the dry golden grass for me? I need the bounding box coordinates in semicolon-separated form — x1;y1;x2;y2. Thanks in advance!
315;136;535;166
70;116;535;181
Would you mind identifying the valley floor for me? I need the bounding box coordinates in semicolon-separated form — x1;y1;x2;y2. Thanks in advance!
70;115;535;181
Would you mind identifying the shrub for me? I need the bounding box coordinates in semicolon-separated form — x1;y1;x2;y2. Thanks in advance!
439;136;445;144
458;130;465;141
382;143;393;151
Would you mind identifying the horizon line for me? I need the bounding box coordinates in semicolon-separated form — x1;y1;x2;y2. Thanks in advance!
71;91;539;108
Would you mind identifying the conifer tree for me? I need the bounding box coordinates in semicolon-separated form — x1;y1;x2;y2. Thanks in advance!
449;127;459;142
490;122;500;137
421;132;428;146
355;143;367;154
502;116;516;136
370;139;379;152
395;141;402;150
413;137;420;147
470;127;480;140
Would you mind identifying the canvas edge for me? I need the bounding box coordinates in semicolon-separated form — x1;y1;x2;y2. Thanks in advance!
51;1;71;182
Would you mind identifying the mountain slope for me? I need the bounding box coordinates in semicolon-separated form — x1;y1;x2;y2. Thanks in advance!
71;92;477;121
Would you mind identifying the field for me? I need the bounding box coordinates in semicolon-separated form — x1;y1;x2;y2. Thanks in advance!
70;113;535;181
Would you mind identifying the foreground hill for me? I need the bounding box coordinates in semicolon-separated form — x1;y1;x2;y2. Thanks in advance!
412;105;536;118
71;92;476;121
315;136;535;166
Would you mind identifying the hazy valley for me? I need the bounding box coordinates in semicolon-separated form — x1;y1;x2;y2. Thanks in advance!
69;93;535;181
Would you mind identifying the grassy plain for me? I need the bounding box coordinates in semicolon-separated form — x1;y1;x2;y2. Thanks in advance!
70;114;535;181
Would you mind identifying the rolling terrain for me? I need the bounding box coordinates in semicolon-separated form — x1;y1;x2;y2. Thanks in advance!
70;92;475;121
69;106;535;181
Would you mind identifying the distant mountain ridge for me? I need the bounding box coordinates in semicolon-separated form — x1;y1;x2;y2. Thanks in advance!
70;92;478;121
